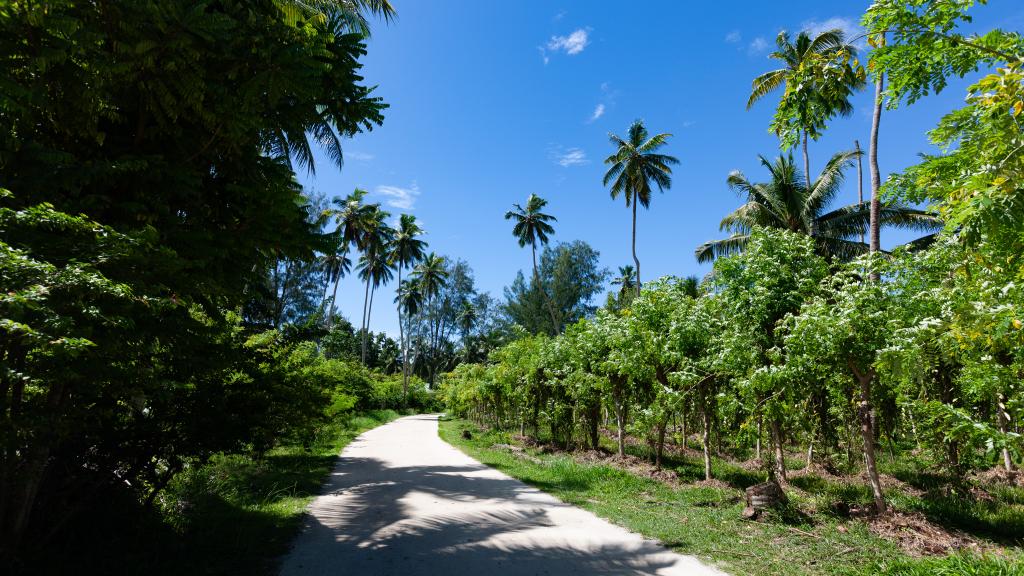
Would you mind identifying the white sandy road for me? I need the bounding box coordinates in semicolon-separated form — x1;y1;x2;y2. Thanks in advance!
280;414;727;576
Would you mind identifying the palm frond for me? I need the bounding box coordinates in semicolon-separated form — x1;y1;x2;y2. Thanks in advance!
695;234;750;264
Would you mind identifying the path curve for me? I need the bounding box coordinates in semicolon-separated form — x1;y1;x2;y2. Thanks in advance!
280;414;727;575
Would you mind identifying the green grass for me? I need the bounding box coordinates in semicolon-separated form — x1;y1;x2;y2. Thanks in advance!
439;417;1022;576
34;409;404;576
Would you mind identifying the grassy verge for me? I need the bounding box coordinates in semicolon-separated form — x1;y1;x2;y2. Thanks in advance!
39;409;404;576
439;417;1022;576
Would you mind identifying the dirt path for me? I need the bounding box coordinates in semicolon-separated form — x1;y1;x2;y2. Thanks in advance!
280;414;727;575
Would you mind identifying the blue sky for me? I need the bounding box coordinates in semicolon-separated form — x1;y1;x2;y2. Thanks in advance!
299;0;1024;338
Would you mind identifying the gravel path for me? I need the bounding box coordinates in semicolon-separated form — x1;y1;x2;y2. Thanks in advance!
280;414;727;575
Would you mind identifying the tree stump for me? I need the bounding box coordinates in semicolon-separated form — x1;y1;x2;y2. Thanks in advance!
742;481;787;519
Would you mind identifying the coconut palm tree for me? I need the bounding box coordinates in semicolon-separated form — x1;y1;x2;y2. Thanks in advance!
603;120;679;296
747;29;864;190
357;249;394;364
611;265;636;299
287;0;396;34
412;252;449;386
319;240;352;321
390;214;427;396
356;207;394;363
680;275;701;298
457;299;477;340
327;189;375;328
505;194;559;333
695;151;942;263
395;279;424;398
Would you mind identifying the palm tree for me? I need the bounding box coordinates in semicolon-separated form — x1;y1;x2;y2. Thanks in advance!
395;279;424;395
357;248;395;364
319;240;352;321
276;1;396;42
327;189;375;328
356;207;394;364
505;194;559;333
603;120;679;296
611;265;636;299
457;299;477;340
390;214;427;397
868;34;886;281
695;152;942;263
412;252;449;386
680;275;700;298
747;29;864;190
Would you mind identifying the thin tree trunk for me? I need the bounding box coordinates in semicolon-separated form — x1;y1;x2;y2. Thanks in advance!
632;200;641;296
612;382;627;457
855;139;865;246
327;270;342;330
364;284;376;364
806;432;814;468
755;412;762;461
533;243;560;334
360;273;371;364
681;403;688;450
701;395;713;481
656;421;667;470
869;54;884;282
588;401;600;450
802;129;811;192
852;361;886;512
771;418;786;482
320;270;331;313
397;265;407;404
998;392;1014;472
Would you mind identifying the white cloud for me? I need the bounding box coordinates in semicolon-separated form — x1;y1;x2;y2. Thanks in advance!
374;182;420;211
551;147;588;167
800;16;863;44
553;9;566;21
347;150;374;162
725;30;742;43
547;28;589;55
589;103;606;122
748;36;769;54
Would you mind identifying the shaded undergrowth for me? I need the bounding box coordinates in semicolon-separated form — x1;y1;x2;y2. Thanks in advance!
23;410;404;576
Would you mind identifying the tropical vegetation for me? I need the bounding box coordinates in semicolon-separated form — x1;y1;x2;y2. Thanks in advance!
2;0;1023;574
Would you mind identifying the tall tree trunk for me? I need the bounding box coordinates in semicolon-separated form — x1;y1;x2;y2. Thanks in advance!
869;56;885;282
631;200;641;296
533;243;560;334
320;270;331;314
771;418;786;482
856;139;865;246
364;284;376;365
360;273;371;364
396;265;408;404
802;129;811;192
851;360;886;512
327;270;342;330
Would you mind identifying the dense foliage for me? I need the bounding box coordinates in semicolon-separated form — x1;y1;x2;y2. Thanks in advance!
0;0;411;565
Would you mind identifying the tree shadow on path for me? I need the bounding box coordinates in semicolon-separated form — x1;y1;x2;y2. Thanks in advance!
280;449;691;576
